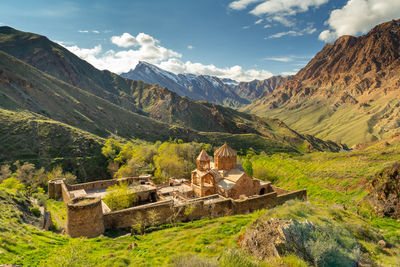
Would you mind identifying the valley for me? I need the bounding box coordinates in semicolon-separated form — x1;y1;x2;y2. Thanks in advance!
0;5;399;266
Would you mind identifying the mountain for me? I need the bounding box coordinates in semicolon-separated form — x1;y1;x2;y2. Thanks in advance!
0;26;344;164
121;61;249;107
234;75;293;101
243;19;400;146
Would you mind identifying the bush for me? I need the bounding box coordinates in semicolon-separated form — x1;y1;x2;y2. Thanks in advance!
30;207;41;217
103;182;137;211
0;177;25;191
219;248;258;267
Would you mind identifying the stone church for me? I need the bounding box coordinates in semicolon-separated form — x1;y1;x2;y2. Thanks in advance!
191;143;271;199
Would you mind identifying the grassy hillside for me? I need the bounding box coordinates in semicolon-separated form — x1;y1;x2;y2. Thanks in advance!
244;91;400;147
0;108;110;180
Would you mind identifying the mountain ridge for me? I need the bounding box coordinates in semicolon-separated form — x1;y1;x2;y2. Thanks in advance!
243;19;400;146
121;61;249;107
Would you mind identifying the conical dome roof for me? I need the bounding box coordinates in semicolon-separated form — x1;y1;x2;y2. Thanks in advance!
214;143;237;157
197;149;210;161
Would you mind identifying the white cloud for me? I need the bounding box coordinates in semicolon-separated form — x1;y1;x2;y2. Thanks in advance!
255;18;263;24
92;30;100;34
250;0;329;16
264;57;293;62
272;15;294;27
229;0;263;10
266;25;316;38
187;45;194;50
64;44;102;60
266;30;299;39
242;25;250;29
229;0;328;29
78;30;89;33
158;58;273;82
111;33;139;47
264;24;271;29
319;0;400;42
282;71;297;76
59;32;273;82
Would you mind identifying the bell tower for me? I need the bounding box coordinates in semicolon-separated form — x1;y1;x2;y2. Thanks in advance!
197;149;210;171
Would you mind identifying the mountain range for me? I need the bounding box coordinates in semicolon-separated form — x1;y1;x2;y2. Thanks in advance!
0;26;342;169
243;19;400;146
121;62;291;107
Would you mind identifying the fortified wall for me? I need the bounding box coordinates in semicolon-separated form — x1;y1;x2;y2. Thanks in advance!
48;177;307;238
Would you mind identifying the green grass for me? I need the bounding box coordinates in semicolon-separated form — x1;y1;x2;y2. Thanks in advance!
251;138;400;206
244;94;400;146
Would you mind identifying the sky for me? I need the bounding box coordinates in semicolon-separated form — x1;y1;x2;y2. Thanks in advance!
1;0;399;81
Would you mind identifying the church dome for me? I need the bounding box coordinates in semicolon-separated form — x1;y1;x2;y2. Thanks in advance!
214;143;237;158
197;149;210;161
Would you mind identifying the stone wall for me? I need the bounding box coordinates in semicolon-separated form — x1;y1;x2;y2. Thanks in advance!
275;189;307;205
61;182;71;203
67;197;104;238
67;176;145;192
104;191;281;231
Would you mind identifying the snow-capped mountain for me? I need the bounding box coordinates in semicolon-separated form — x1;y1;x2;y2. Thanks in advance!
121;61;249;107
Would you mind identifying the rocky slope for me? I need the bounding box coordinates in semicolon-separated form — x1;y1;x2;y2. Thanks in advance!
121;61;248;107
243;19;400;146
234;75;292;101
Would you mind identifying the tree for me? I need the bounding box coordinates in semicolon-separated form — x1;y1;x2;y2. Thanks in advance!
0;164;11;182
101;138;122;161
47;165;76;184
103;182;137;211
243;159;253;177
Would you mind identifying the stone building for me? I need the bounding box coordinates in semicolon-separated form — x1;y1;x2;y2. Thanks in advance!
191;143;272;199
49;142;306;238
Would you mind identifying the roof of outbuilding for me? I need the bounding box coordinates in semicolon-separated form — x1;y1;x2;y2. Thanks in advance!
214;143;237;157
197;149;210;161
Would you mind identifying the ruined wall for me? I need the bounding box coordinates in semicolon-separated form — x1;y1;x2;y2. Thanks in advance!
48;179;65;200
67;197;104;238
233;192;277;214
67;177;147;192
271;185;291;195
275;189;307;205
61;182;71;203
103;200;175;229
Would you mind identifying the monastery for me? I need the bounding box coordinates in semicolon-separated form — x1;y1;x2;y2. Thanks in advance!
48;143;306;238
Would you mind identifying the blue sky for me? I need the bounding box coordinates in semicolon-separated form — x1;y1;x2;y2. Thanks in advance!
1;0;399;81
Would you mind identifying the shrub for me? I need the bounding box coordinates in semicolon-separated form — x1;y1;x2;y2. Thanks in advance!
30;207;41;217
103;182;137;211
0;177;25;191
219;248;258;267
243;159;253;177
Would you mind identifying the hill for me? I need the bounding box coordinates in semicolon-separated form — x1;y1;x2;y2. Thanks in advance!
243;19;400;146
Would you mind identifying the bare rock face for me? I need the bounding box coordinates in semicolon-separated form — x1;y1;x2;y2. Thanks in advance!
239;218;362;266
239;218;315;262
263;19;400;106
370;162;400;219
